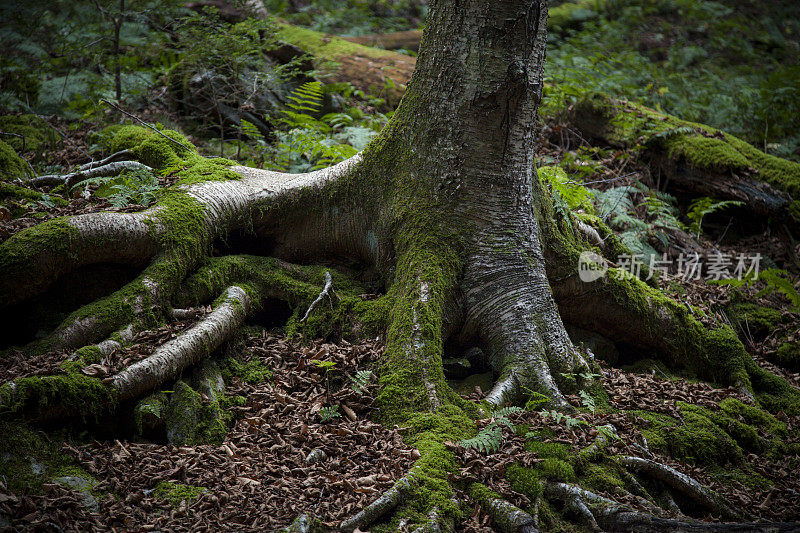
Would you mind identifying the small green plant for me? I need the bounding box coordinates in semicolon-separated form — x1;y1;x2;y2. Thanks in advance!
319;405;341;422
314;359;338;397
24;193;55;210
523;388;551;411
579;390;596;414
595;180;683;262
73;167;162;208
756;269;800;310
457;406;523;454
349;370;373;394
687;197;744;237
539;409;587;429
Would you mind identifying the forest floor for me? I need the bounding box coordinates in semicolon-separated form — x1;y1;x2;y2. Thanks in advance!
1;325;799;530
2;108;800;531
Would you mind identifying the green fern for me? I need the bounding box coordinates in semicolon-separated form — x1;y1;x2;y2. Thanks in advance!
458;425;504;454
687;197;745;237
350;370;373;394
757;269;800;309
492;406;524;418
319;405;341;423
650;125;695;140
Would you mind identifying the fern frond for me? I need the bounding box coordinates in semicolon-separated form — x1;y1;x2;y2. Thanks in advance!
286;81;323;114
492;406;524;418
350;370;373;393
458;425;504;454
319;405;341;422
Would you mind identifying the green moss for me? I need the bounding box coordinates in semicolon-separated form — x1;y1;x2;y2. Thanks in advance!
275;22;397;62
719;398;786;436
571;92;800;197
0;373;116;419
578;462;626;493
0;139;30;180
538;457;576;482
775;342;800;371
73;346;103;365
153;481;206;507
134;392;168;434
164;380;227;445
631;410;678;451
744;357;800;415
505;464;544;499
708;466;773;491
221;356;271;384
0;115;55;153
0;218;79;292
0;182;65;205
0;421;64;493
725;302;785;338
525;440;571;460
680;403;764;453
102;125;197;171
104;125;152;153
659;403;743;465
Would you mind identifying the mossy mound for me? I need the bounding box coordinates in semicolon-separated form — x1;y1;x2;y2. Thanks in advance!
164;380;227;445
153;480;207;507
100;125;196;170
0;140;30;181
774;342;800;371
0;114;55;152
725;302;785;338
0;420;95;495
569;91;800;198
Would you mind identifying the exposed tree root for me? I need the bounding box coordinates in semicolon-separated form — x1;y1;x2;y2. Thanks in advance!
339;475;413;531
480;496;539;533
300;270;336;322
617;456;739;520
112;286;250;401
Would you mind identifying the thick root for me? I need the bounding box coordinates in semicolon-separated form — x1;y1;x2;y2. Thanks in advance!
339;475;413;531
112;285;251;401
617;456;738;520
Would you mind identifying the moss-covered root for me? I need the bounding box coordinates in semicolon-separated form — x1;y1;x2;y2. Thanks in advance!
617;456;738;520
468;483;538;533
164;377;226;446
339;476;413;531
553;271;752;391
567;91;800;211
112;286;252;402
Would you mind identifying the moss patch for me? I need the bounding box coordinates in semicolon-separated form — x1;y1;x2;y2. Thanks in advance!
0;114;55;152
153;481;207;507
570;91;800;198
164;380;227;445
0;139;30;181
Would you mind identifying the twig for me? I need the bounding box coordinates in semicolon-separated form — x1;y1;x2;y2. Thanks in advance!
100;99;197;155
30;161;152;188
300;271;336;322
78;149;134;171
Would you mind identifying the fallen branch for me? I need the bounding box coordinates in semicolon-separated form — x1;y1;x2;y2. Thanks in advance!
29;161;152;188
77;149;134;171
